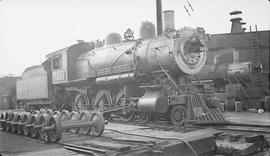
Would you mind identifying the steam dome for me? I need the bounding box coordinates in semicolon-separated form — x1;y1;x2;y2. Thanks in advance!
140;21;156;39
106;33;122;45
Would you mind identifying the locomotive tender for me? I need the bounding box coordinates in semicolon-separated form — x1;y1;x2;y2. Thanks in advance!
16;10;208;125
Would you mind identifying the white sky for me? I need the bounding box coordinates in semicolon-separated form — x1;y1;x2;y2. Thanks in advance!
0;0;269;76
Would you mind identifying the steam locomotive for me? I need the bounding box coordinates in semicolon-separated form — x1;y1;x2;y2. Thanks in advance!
16;10;208;125
189;11;270;110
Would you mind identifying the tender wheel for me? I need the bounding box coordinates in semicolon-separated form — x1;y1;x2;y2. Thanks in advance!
170;105;186;126
78;111;91;135
69;111;80;133
23;113;32;136
138;113;151;124
89;111;105;137
48;115;61;143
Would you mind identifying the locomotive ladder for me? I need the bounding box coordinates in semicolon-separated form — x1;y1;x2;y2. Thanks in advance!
233;77;253;109
250;31;262;87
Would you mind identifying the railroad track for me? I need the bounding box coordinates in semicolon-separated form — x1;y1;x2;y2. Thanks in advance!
110;117;270;135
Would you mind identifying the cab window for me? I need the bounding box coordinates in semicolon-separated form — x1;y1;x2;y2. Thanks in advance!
52;56;62;70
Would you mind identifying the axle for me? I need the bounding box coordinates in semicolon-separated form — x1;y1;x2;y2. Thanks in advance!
41;111;105;143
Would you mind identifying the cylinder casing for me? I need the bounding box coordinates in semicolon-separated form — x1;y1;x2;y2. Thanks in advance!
137;89;168;113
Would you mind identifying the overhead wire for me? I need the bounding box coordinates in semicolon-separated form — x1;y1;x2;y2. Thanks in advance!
186;0;206;28
178;0;198;27
178;0;206;28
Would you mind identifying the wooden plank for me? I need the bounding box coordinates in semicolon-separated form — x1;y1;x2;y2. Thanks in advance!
61;136;94;143
20;148;83;156
64;146;103;156
83;140;131;152
62;143;108;154
113;136;156;144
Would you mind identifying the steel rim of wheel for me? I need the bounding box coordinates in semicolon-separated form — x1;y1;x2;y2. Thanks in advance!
46;109;53;116
30;116;40;138
95;95;110;112
11;115;20;133
39;114;50;142
116;90;134;122
171;106;185;126
54;111;61;117
5;121;11;132
69;112;79;133
17;113;26;135
60;110;70;121
75;94;88;111
6;112;13;132
48;116;61;143
23;114;31;136
79;112;91;135
94;91;112;120
0;113;6;131
90;112;105;136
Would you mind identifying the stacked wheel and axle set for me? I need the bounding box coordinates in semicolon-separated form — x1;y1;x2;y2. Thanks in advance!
0;109;105;143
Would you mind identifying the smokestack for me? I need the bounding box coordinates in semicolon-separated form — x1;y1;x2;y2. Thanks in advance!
156;0;163;36
163;10;175;33
229;11;243;33
230;17;243;33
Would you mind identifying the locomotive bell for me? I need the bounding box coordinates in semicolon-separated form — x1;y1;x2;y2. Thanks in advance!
140;21;156;39
106;33;122;45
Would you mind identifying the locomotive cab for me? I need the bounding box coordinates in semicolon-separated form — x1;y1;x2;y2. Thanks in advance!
46;42;93;84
